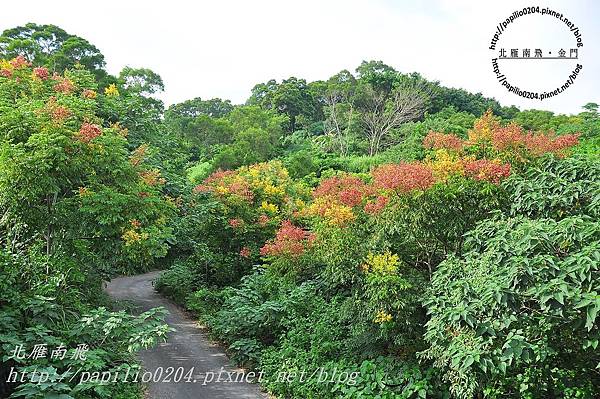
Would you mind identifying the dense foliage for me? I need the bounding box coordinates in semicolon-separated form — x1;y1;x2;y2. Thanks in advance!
0;50;174;397
1;22;599;399
158;102;598;398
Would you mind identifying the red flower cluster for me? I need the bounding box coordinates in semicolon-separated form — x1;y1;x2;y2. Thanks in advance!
258;214;270;226
229;218;244;228
463;159;511;184
192;184;211;194
313;175;371;207
372;163;435;192
491;123;579;157
522;132;580;157
239;247;251;258
204;169;236;184
77;123;102;143
227;180;254;202
260;220;315;257
51;105;71;123
364;195;389;215
0;69;12;78
490;124;524;152
423;132;465;151
10;55;30;69
53;77;75;94
33;67;49;80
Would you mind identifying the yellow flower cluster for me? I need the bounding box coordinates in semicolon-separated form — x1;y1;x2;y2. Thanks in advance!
111;122;128;137
468;110;500;143
239;161;289;200
215;185;229;195
260;201;279;214
304;197;356;227
374;310;393;324
362;251;400;275
122;229;149;246
0;60;12;71
322;202;355;227
104;83;120;97
293;198;306;212
426;149;466;182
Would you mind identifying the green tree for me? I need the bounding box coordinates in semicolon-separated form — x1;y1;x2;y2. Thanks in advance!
119;66;164;96
0;57;173;272
0;23;107;82
248;77;317;132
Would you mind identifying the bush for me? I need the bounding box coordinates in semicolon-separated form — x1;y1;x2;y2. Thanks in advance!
0;247;171;398
503;154;600;220
258;293;354;398
377;177;506;275
423;216;600;399
207;269;317;366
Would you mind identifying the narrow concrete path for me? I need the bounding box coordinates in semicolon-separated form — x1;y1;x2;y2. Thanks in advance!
105;271;267;399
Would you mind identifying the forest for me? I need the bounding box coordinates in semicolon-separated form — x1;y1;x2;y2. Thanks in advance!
0;23;599;399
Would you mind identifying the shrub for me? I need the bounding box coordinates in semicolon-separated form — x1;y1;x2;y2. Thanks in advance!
503;154;600;220
0;247;170;398
377;177;506;275
423;216;600;399
207;269;318;366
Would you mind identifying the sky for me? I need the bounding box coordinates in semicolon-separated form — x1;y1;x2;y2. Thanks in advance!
2;0;599;114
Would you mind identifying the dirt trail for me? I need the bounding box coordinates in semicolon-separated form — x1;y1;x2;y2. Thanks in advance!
106;271;267;399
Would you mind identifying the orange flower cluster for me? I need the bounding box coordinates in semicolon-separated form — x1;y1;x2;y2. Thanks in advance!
463;159;511;184
44;97;71;124
425;111;579;159
260;220;315;257
82;89;97;99
229;218;244;228
77;123;102;143
130;144;149;167
372;163;435;192
521;132;579;157
469;110;501;143
193;169;254;202
10;55;30;69
52;106;71;123
364;195;389;215
239;247;251;258
490;123;579;157
139;169;166;186
53;76;75;94
423;132;465;151
130;219;142;229
307;155;512;225
258;214;270;226
0;56;31;77
33;67;49;80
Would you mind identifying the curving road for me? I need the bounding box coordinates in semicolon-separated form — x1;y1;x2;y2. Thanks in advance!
105;271;267;399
